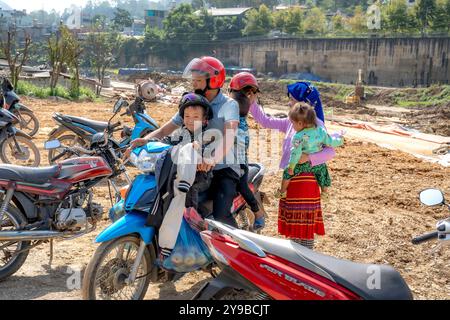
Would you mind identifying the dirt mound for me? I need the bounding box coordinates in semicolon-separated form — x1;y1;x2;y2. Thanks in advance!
406;104;450;136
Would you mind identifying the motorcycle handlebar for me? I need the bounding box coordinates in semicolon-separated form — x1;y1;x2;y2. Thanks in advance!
411;231;438;245
71;145;96;155
109;121;121;131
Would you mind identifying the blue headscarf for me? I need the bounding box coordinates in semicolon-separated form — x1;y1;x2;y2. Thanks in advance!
287;81;325;123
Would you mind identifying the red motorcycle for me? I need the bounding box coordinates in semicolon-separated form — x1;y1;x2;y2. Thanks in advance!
193;220;413;300
0;156;113;281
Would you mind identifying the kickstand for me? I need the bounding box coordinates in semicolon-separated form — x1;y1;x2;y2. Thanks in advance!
48;240;54;269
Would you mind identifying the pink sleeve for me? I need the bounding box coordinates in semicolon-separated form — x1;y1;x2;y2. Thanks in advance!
249;102;290;133
309;147;336;167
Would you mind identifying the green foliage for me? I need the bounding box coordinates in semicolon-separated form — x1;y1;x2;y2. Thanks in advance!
347;5;368;34
431;0;450;32
16;81;98;101
416;0;438;33
243;5;274;36
113;8;133;31
303;7;327;34
384;0;418;33
214;16;244;39
274;7;304;34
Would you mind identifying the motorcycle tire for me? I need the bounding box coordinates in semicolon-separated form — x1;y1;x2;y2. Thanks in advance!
82;235;153;300
15;109;39;137
0;135;41;167
0;206;31;282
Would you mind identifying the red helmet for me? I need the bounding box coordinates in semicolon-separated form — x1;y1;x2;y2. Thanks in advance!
229;72;259;92
183;56;226;89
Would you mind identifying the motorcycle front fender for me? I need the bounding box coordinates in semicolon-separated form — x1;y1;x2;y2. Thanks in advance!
95;211;155;244
10;127;32;140
131;114;159;140
12;103;32;113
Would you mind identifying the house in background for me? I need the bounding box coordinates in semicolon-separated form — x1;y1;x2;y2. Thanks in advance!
145;9;168;29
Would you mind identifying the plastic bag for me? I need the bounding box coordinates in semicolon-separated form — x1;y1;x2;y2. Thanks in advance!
109;199;125;222
161;210;212;273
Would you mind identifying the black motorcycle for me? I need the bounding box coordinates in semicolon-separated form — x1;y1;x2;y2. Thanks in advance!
0;77;40;137
0;108;40;167
47;96;159;165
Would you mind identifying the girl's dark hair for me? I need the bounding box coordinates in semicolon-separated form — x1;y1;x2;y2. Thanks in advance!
230;90;251;117
288;102;317;127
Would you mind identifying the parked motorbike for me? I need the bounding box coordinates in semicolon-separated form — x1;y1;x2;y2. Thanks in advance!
0;108;40;167
192;219;413;300
412;188;449;246
82;141;267;300
47;96;159;165
0;77;40;137
45;98;132;202
0;100;129;281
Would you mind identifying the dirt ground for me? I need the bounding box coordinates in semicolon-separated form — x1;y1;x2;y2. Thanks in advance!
0;94;449;300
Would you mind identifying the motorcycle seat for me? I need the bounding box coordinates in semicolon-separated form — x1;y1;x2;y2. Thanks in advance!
59;114;109;132
0;164;60;184
238;230;413;300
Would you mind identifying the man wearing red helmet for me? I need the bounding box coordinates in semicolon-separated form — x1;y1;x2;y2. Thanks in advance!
127;56;241;227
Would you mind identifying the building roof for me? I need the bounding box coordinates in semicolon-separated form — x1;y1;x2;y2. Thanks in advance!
194;7;253;17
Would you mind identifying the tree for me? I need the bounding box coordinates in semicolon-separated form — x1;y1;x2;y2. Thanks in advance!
242;5;274;36
384;0;418;33
214;16;244;40
47;24;73;93
331;13;346;34
65;31;83;98
347;5;368;34
92;14;108;30
83;29;119;95
284;7;304;34
113;8;133;31
416;0;438;34
0;25;32;88
431;0;450;32
303;7;327;34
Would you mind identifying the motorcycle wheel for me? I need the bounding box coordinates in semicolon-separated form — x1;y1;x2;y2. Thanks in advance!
0;206;30;281
0;135;40;167
48;134;86;165
82;235;152;300
15;110;39;137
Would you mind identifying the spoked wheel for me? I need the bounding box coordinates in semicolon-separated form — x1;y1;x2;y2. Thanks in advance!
0;206;30;281
82;236;153;300
48;134;86;164
0;135;40;167
15;110;39;137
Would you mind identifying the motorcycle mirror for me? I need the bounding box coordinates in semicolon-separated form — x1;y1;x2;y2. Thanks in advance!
419;189;445;207
44;139;61;150
113;98;124;114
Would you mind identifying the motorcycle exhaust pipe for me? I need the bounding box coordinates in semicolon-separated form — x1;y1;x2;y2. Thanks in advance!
0;230;67;241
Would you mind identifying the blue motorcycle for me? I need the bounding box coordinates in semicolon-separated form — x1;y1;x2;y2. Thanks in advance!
82;141;267;300
47;96;159;164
